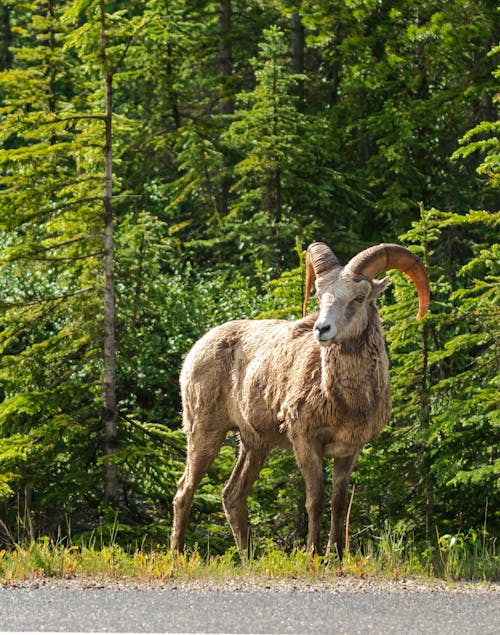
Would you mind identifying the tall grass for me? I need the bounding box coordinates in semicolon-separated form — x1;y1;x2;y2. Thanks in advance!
0;539;320;585
0;510;497;584
348;523;499;582
0;523;498;585
433;528;498;581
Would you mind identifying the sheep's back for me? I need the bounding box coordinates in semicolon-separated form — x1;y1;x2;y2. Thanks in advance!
179;313;391;451
180;316;319;442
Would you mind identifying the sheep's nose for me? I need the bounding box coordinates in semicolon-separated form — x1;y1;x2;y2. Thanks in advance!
314;323;331;339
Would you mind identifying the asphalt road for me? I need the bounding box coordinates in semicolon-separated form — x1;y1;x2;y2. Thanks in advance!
1;584;499;634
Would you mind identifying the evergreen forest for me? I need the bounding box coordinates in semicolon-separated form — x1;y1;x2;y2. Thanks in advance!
0;0;498;557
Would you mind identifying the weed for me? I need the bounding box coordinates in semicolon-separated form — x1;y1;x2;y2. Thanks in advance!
0;526;497;585
435;528;498;581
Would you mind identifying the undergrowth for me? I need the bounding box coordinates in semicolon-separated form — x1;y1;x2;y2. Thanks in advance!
0;525;498;585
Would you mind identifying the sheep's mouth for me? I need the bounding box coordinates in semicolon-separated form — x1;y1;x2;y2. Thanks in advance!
318;340;333;347
314;333;337;347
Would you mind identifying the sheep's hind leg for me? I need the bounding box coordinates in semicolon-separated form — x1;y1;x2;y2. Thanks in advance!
326;451;359;561
171;427;227;552
222;441;269;556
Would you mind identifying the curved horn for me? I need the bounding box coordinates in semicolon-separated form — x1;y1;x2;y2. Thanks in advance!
345;243;430;320
303;242;341;317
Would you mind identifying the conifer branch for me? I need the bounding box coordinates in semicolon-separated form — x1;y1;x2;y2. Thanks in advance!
0;286;100;308
38;114;107;124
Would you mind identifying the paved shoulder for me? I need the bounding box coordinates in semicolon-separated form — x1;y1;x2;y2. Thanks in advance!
0;582;498;634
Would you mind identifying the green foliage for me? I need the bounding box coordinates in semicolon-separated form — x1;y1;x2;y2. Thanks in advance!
0;529;497;583
0;0;498;558
434;528;498;581
451;42;500;199
353;206;499;542
0;0;106;536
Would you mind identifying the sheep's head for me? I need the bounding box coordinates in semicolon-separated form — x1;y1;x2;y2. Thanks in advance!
303;242;430;347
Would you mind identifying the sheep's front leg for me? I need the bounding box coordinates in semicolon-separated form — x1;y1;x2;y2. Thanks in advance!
293;440;324;554
326;451;359;560
222;442;269;555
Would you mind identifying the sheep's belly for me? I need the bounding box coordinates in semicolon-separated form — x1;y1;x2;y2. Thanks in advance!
324;440;359;458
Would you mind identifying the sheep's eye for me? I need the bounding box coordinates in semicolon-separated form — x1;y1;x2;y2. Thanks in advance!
355;295;365;303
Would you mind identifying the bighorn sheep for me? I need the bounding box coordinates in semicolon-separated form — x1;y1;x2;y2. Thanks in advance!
171;242;429;558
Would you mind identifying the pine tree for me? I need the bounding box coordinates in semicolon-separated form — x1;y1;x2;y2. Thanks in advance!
0;0;148;536
0;0;105;535
353;206;499;539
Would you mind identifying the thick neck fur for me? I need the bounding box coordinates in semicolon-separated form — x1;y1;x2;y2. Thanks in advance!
320;308;389;415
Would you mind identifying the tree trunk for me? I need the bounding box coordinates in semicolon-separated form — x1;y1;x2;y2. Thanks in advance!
166;43;181;129
218;0;233;116
218;0;233;217
100;1;119;508
274;168;282;224
290;11;304;101
46;0;57;113
421;321;434;542
1;4;13;70
163;0;181;130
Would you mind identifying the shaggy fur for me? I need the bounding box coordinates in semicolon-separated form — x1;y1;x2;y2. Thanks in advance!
171;306;390;557
171;242;428;558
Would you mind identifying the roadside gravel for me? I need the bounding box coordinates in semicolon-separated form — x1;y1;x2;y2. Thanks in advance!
2;573;498;593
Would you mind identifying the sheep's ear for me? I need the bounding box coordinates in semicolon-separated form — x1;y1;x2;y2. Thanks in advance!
369;276;390;300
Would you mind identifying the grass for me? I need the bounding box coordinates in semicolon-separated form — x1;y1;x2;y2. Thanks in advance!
347;524;499;582
0;525;498;586
0;539;322;585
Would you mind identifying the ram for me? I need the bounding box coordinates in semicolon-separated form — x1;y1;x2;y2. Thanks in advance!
171;242;429;558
